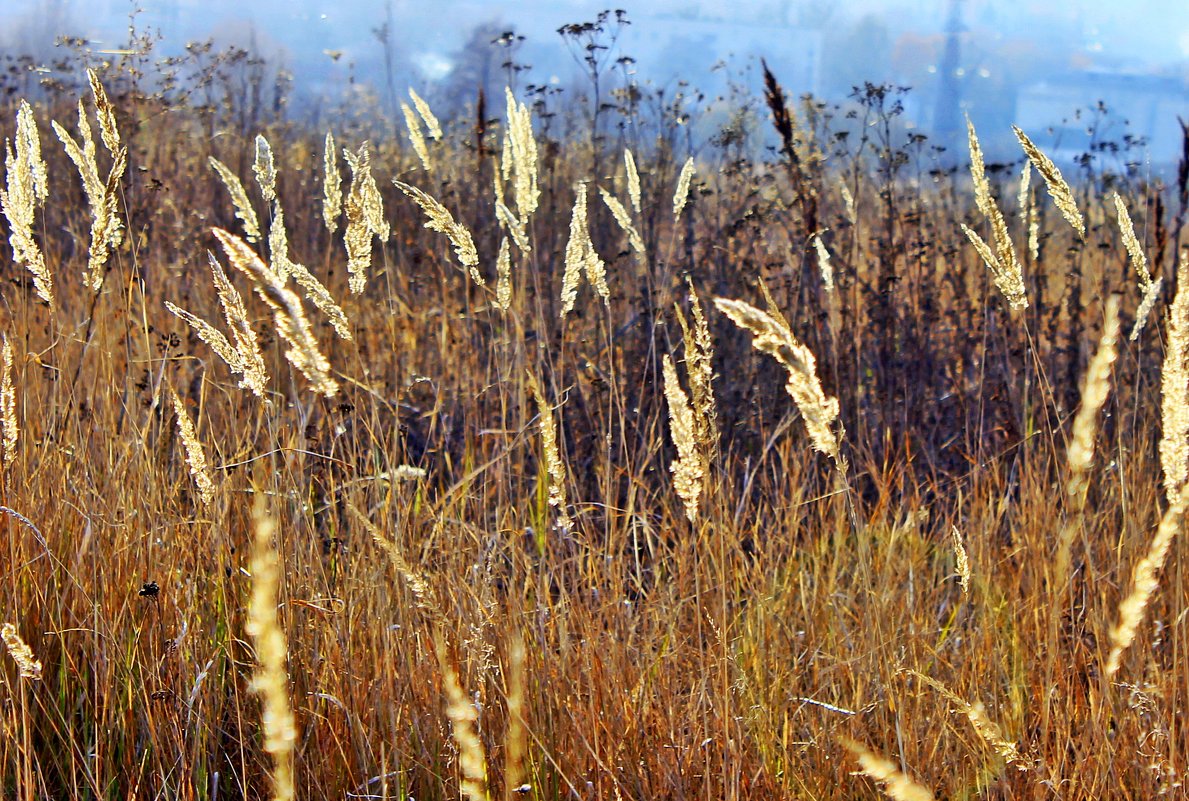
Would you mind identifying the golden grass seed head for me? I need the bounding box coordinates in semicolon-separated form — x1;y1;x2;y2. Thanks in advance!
599;186;646;258
401;102;433;173
624;148;641;214
322;130;342;233
1;622;41;681
1013;124;1085;238
673;157;695;221
168;387;215;505
663;355;704;523
394;180;482;285
87;68;121;156
495;236;512;313
1160;250;1189;505
812;233;834;293
1;336;17;466
409;87;443;140
209;253;270;398
434;632;492;801
839;738;934;801
2;110;54;306
253;134;277;202
209;157;261;243
527;372;571;534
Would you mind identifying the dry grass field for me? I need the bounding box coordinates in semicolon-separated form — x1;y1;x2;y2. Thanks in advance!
1;34;1188;801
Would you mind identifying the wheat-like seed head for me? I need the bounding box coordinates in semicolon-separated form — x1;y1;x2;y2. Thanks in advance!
495;201;531;255
409;88;443;140
839;180;856;224
1066;295;1121;514
675;284;718;459
965;119;1025;309
1013;125;1085;238
599;186;646;258
253;134;277;202
434;631;493;801
266;201;293;282
673;157;695;221
208;157;261;243
495;237;512;312
839;738;934;801
342;142;389;293
527;372;572;534
247;504;298;801
951;526;971;594
1;103;53;305
903;670;1024;769
1105;486;1187;678
504;88;539;221
561;183;607;316
624;148;641;214
714;297;841;464
322;131;342;233
288;260;352;341
209;254;269;397
1;622;41;681
168;387;215;505
394;180;482;285
1016;162;1040;261
1160;251;1189;505
663;355;704;523
962;224;1027;310
213;228;338;396
165;301;242;373
1;336;16;466
1112;193;1163;340
812;233;834;293
401;102;433;173
87;69;120;155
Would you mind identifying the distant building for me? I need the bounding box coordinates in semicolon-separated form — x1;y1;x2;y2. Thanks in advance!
1015;71;1189;167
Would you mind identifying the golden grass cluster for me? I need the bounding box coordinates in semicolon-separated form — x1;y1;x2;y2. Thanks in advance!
2;57;1188;801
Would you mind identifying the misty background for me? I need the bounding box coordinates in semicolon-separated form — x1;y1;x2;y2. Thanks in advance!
2;1;1187;167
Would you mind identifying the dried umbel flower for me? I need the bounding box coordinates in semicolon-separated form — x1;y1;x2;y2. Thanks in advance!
1;335;17;465
663;355;704;523
213;229;338;397
246;504;298;801
561;182;607;317
673;157;695;221
394;180;482;285
714;297;841;466
169;387;215;505
1013;124;1085;238
322;131;342;233
1;100;53;305
839;738;934;801
1;622;42;681
253;134;277;202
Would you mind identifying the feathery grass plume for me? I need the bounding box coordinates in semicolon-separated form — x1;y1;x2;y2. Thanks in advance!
811;232;834;293
348;503;437;615
394;180;483;285
502;634;527;801
504;87;540;221
87;69;120;155
168;387;215;505
495;237;512;312
1;102;53;305
951;525;971;594
322;131;342;233
246;503;298;801
675;284;718;458
210;253;269;397
165;301;242;375
624;148;642;214
663;356;704;523
495;201;530;254
208;157;261;243
267;202;293;282
1017;162;1040;261
288;260;352;341
54;96;127;291
213;228;339;397
903;671;1024;769
1113;193;1163;340
1160;251;1189;505
253;134;277;202
714;297;841;465
527;371;572;534
673;157;695;221
342;142;389;293
599;186;646;257
0;336;16;466
965;118;1025;309
1105;487;1187;678
1066;295;1121;515
839;180;856;225
1013;124;1085;238
839;738;934;801
1;622;41;681
561;183;607;316
434;631;492;801
401;102;433;173
409;88;443;140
